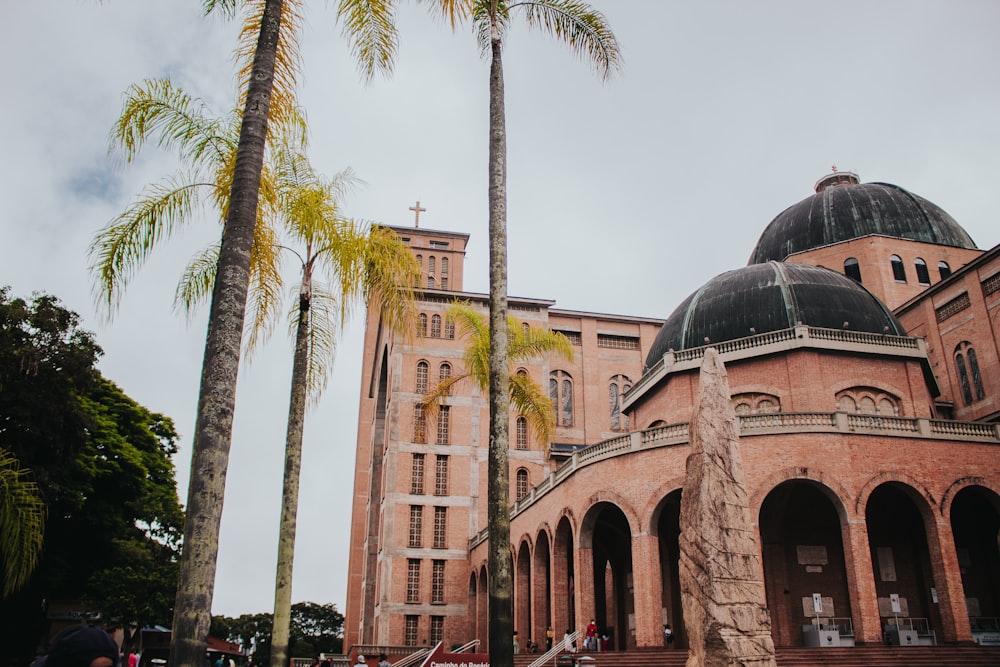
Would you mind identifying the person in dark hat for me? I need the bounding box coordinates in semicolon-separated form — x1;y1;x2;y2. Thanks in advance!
33;625;121;667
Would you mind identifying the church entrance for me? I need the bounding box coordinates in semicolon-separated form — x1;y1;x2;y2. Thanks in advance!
587;503;634;650
655;490;684;648
759;481;851;647
950;485;1000;637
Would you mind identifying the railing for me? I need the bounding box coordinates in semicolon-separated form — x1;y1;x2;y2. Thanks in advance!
468;410;1000;550
386;648;430;667
807;617;854;637
451;640;480;653
527;631;578;667
884;617;932;635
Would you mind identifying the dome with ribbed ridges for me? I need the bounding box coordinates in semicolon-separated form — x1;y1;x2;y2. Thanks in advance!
749;178;977;265
644;262;906;369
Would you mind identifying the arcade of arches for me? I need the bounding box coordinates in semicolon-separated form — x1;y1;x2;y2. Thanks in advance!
467;477;1000;651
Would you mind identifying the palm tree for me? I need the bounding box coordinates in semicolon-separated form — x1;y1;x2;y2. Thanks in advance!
264;147;418;667
458;3;620;663
0;449;45;598
418;303;572;447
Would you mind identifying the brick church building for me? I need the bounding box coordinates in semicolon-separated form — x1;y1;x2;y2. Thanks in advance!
343;171;1000;652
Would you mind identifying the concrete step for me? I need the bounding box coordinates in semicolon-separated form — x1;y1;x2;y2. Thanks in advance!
513;645;1000;667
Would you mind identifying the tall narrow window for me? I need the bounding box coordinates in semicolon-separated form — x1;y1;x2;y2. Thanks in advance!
441;257;448;275
439;362;452;383
435;455;449;496
890;255;907;282
444;317;455;339
418;313;427;337
408;506;423;548
411;453;425;495
405;616;419;645
609;374;632;431
430;616;444;643
914;258;930;285
413;406;427;444
549;370;574;426
428;256;436;274
516;468;529;501
432;561;446;603
416;361;428;393
844;257;862;283
436;405;450;444
938;261;952;280
441;277;448;290
406;561;421;603
433;506;447;548
427;276;436;289
956;342;985;405
414;255;422;288
431;314;442;338
515;416;528;449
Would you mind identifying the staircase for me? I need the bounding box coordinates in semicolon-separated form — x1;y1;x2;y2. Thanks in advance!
512;645;1000;667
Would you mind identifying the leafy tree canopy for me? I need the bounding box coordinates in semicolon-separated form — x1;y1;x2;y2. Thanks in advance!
212;602;343;664
0;287;184;664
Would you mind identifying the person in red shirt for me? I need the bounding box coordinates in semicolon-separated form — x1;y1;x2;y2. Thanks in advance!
585;620;597;651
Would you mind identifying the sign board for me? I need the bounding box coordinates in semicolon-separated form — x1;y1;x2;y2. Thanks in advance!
812;593;823;614
421;642;490;667
890;593;902;614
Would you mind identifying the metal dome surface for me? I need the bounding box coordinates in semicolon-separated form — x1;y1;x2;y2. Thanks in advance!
644;262;907;369
749;180;976;264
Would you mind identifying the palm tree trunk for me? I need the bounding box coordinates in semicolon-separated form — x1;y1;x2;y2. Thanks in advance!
270;277;312;667
170;1;284;665
487;30;514;667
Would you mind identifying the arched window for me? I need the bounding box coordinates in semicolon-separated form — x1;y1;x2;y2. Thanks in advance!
522;322;530;337
732;392;781;415
914;258;930;285
413;406;427;444
414;255;423;287
418;313;427;337
844;257;862;283
515;416;528;449
938;261;951;280
416;361;429;393
431;314;442;338
428;256;436;274
415;254;422;269
955;342;985;405
444;316;455;339
439;362;452;394
609;374;632;431
549;371;574;426
890;254;907;282
835;387;900;415
515;469;529;501
441;257;449;275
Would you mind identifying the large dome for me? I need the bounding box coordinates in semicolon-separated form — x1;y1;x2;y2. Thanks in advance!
749;174;977;264
644;262;906;368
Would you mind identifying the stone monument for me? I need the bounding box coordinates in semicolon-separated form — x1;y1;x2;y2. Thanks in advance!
679;348;777;667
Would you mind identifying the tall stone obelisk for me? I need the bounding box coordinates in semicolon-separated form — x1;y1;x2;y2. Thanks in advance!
679;348;777;667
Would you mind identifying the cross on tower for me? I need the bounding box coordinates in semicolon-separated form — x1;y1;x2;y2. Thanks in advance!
409;201;426;228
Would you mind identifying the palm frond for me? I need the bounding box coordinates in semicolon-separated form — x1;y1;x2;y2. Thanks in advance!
360;224;420;336
473;2;509;53
299;286;340;405
174;243;221;317
417;370;471;428
509;317;573;363
110;78;234;166
89;176;210;314
510;371;556;443
515;0;621;80
236;0;305;135
244;217;286;356
202;0;238;18
336;0;399;81
416;0;475;28
446;303;492;389
0;449;46;598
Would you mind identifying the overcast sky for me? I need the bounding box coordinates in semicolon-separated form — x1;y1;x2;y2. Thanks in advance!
3;1;998;618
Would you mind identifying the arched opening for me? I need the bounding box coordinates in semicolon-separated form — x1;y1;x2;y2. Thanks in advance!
759;481;851;646
534;530;553;651
553;516;576;640
655;490;684;648
468;573;478;646
478;567;489;651
866;484;939;642
950;486;1000;636
588;503;634;650
890;255;907;283
915;258;930;285
516;541;532;648
844;257;862;283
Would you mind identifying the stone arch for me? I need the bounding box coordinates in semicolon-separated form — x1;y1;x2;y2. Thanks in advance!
533;529;554;650
751;466;853;524
516;538;533;647
940;476;1000;517
651;489;685;648
642;477;686;536
580;500;637;650
553;514;576;640
948;483;1000;624
856;471;938;520
579;492;640;549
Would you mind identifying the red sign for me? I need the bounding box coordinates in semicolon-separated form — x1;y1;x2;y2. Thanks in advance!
419;643;489;667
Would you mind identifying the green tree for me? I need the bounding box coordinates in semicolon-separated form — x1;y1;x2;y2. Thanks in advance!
264;146;417;667
419;302;572;445
0;449;45;598
212;602;343;665
460;3;620;664
0;288;183;666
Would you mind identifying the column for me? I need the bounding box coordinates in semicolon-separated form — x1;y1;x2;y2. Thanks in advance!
841;519;883;645
630;532;665;647
926;519;973;643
